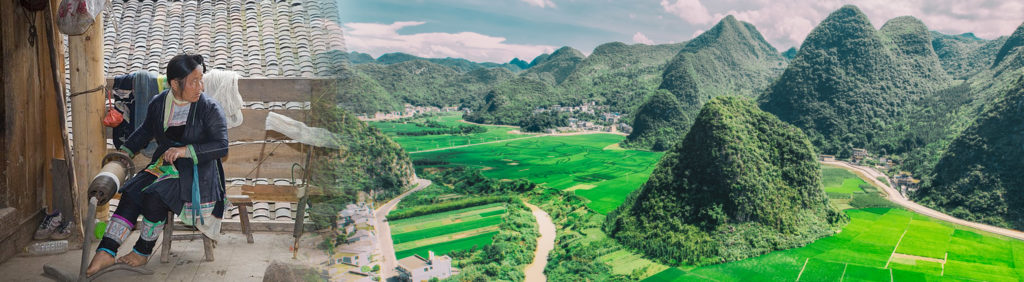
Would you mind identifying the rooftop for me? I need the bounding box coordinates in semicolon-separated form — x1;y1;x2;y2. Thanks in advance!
92;0;348;79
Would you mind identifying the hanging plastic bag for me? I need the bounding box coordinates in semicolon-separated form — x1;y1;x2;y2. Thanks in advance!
56;0;107;35
102;89;123;128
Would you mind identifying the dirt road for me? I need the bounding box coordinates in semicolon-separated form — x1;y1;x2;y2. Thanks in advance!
523;201;555;282
374;177;432;280
823;161;1024;241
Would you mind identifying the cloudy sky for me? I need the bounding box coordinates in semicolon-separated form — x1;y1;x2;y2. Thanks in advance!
337;0;1024;64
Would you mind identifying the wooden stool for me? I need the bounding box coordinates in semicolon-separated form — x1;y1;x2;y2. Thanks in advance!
228;194;255;244
160;211;215;263
159;195;254;263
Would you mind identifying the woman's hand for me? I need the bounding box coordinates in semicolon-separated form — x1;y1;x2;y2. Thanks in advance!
162;146;190;163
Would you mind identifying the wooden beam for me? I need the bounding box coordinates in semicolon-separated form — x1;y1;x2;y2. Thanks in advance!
69;15;106;225
232;184;322;202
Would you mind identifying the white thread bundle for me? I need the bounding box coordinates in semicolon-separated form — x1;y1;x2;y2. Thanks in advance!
202;69;244;128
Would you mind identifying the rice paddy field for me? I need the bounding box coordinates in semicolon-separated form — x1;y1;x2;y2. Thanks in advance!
410;134;663;214
370;114;533;152
390;203;507;259
823;166;869;194
645;208;1024;281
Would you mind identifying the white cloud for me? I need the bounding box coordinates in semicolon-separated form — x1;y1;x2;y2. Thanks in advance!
661;0;713;25
692;0;1024;49
522;0;556;8
632;32;654;44
342;21;558;63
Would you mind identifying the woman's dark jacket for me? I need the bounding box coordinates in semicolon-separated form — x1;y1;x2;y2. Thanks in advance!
120;91;229;216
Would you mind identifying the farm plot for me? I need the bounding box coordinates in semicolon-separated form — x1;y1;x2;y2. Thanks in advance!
411;134;663;214
647;208;1024;281
370;114;531;152
390;203;507;259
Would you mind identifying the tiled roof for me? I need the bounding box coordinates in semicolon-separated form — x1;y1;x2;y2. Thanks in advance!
100;0;348;78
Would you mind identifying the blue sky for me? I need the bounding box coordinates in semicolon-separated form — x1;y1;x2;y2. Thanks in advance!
336;0;1024;64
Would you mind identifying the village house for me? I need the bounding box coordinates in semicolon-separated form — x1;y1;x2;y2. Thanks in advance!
852;148;869;163
894;171;921;191
396;251;453;282
820;155;836;162
330;243;373;267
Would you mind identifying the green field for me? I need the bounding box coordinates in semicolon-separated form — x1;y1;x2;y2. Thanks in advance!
395;231;498;259
370;114;533;152
822;166;868;194
410;134;663;214
646;208;1024;281
390;204;506;259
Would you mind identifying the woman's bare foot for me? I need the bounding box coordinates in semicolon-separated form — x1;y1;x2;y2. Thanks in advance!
117;252;150;267
85;251;115;276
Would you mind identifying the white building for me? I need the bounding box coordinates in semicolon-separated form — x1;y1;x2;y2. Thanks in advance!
396;251;452;282
331;243;373;267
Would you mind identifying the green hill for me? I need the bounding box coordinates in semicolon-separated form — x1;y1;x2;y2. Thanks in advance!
464;76;560;125
895;23;1022;176
523;46;586;85
914;76;1024;229
335;69;403;113
621;90;688;151
759;6;945;156
931;32;1002;79
561;41;686;118
606;97;844;265
308;81;416;217
625;16;785;151
880;16;948;86
661;15;786;116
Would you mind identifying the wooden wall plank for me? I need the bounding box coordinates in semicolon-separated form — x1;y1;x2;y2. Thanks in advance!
223;142;308;179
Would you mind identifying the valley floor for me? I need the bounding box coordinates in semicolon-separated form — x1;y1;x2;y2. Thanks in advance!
824;161;1024;241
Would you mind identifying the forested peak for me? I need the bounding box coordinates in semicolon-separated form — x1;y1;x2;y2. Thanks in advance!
509;57;530;69
782;47;798;60
524;46;586;84
528;53;550;67
684;15;777;54
591;42;631;56
993;22;1024;67
548;46;586;61
607;96;843;265
880;16;937;53
623;90;689;151
881;16;936;57
799;5;878;52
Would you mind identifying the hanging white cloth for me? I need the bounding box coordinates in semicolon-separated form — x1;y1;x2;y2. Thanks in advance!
265;112;344;149
202;69;244;128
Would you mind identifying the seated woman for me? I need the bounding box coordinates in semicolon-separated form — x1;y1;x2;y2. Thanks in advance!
86;54;229;275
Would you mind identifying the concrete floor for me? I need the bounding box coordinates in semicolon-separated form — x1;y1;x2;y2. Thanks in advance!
0;231;329;281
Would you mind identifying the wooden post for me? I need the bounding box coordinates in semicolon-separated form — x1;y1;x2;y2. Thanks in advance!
68;15;106;226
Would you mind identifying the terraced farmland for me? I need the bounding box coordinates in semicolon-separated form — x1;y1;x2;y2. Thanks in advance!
390;203;507;259
646;208;1024;281
410;134;663;214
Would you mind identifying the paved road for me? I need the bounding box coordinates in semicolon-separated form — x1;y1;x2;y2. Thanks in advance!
374;177;432;280
523;201;555;282
823;161;1024;241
